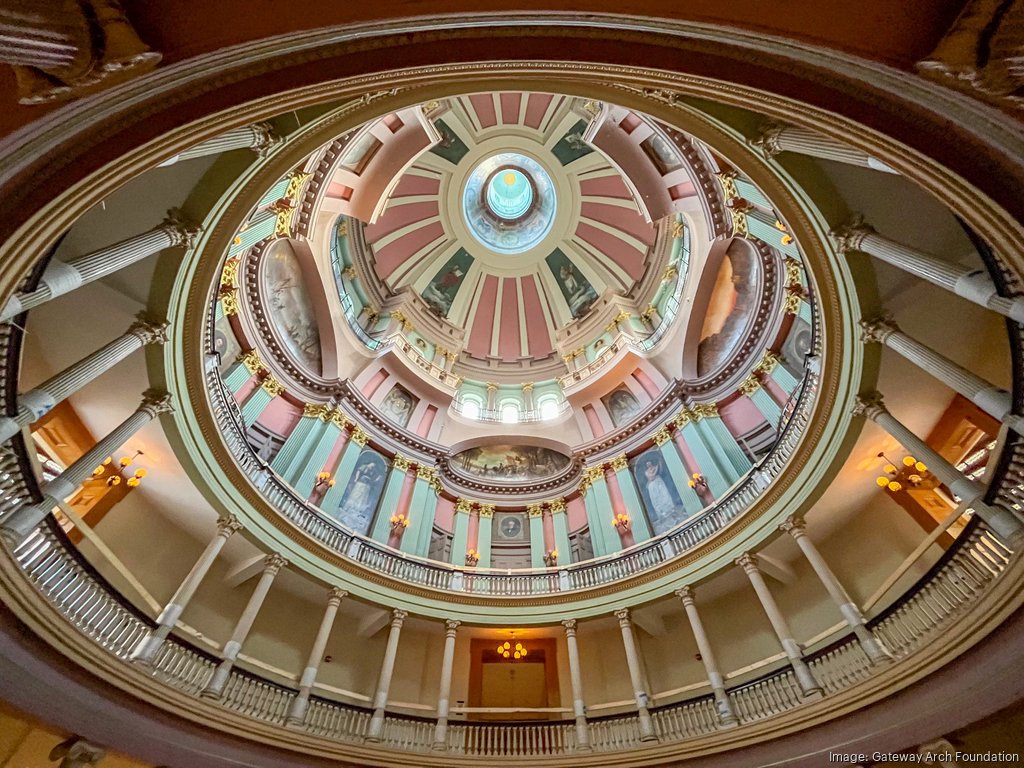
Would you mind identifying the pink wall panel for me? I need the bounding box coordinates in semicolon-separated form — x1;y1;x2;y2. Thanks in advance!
468;94;497;128
467;274;499;356
498;278;522;360
362;368;389;399
364;200;438;242
579;175;634;199
574;221;645;280
566;497;588;532
233;374;260;405
581;201;657;246
583;404;604;437
255;395;302;435
416;405;437;438
434;496;456;534
632;367;661;399
520;275;554;357
389;173;440;198
320;430;349;473
372;221;445;278
500;92;522;124
523;93;553;129
720;397;768;434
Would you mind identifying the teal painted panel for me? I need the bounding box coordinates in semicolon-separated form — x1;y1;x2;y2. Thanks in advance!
551;119;594;166
429;119;470;165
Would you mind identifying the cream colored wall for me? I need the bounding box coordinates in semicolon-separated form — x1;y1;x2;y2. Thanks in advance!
0;705;150;768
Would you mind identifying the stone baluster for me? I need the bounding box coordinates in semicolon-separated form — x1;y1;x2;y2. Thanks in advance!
201;554;288;698
614;609;657;742
832;219;1024;323
561;619;592;750
286;587;347;725
736;554;823;698
854;393;1024;544
780;518;890;663
366;609;408;742
130;516;244;664
0;390;173;547
675;587;739;727
752;120;897;172
432;619;460;750
0;316;168;442
0;210;201;323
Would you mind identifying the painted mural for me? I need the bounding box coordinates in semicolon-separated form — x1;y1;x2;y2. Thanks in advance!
631;449;690;535
421;248;474;317
380;385;417;427
212;313;242;374
545;248;598;319
453;444;571;482
603;387;641;427
551;119;594;166
429;119;470;165
262;244;323;374
696;241;760;377
334;449;389;536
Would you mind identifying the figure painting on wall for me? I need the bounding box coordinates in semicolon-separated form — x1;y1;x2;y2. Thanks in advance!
546;248;598;319
421;248;474;317
261;242;323;375
380;385;417;427
604;387;641;427
453;444;572;482
696;240;760;377
631;449;689;534
335;450;388;536
212;314;241;374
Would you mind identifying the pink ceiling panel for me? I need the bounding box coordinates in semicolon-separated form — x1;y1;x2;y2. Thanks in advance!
467;274;499;356
389;174;441;198
372;221;445;279
581;201;657;246
500;92;522;125
364;200;438;243
575;221;646;281
498;278;522;360
523;93;553;129
520;275;554;357
469;94;497;129
579;175;635;200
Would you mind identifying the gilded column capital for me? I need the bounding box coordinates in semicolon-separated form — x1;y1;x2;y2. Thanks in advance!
263;553;289;575
303;402;329;419
653;427;671;446
485;382;498;393
261;376;285;397
671;219;686;239
393;455;412;472
478;504;495;518
610;454;629;472
342;265;357;280
782;289;802;316
455;498;474;514
757;350;780;376
852;392;886;420
662;264;679;282
692;402;718;420
739;374;762;397
548;498;566;514
350;427;369;446
829;215;873;253
521;382;534;393
239;349;264;374
161;208;204;249
285;170;311;199
219;288;240;317
416;464;436;481
672;408;694;428
527;503;544;518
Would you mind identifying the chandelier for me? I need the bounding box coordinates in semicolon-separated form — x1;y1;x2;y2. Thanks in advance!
496;634;528;660
875;452;927;492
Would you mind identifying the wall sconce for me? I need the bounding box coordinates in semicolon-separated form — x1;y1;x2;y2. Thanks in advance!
465;549;480;567
688;473;709;493
313;471;336;493
543;549;559;568
390;514;411;534
612;513;632;534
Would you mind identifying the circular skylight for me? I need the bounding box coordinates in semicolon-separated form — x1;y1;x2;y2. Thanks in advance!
463;152;556;254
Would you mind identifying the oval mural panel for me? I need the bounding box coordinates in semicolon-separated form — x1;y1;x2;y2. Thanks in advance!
260;243;323;375
452;445;572;482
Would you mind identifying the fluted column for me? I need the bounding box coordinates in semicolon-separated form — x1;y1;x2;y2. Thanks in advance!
286;587;347;726
159;123;282;165
614;609;657;742
562;619;592;750
522;382;535;412
737;554;823;698
0;1;91;70
201;553;287;698
130;515;243;664
0;390;173;547
1;211;201;323
366;609;408;741
432;619;460;750
780;518;890;663
832;220;1024;323
675;587;739;727
0;316;168;443
854;393;1024;543
485;382;498;411
752;121;897;172
861;318;1022;432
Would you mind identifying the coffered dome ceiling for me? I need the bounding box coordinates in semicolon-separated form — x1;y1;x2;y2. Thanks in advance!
325;92;706;366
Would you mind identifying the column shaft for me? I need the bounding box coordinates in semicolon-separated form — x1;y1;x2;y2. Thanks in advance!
366;609;407;741
614;610;657;742
755;122;896;172
675;588;738;726
432;620;460;750
202;554;287;698
130;516;242;664
161;123;281;165
562;620;591;750
737;555;822;697
286;588;346;725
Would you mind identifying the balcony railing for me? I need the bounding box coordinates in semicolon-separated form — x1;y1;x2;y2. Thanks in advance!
204;355;820;597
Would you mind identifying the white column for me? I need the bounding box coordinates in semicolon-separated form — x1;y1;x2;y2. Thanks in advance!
366;608;408;742
752;121;897;172
202;553;288;698
0;390;173;547
159;123;282;165
0;2;89;70
854;393;1024;543
130;516;243;664
832;220;1024;323
0;210;202;323
861;318;1022;432
0;316;168;443
614;609;657;742
736;554;823;698
675;587;739;727
432;619;460;750
286;587;347;726
780;518;891;663
561;619;591;750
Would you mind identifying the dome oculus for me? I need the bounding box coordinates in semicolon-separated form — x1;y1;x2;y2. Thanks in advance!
463;152;556;254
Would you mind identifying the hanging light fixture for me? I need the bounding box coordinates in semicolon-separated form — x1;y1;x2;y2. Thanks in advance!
496;633;528;660
875;451;927;492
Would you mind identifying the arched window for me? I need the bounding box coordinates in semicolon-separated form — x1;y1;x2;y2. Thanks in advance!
538;397;560;420
501;402;520;424
460;396;482;420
